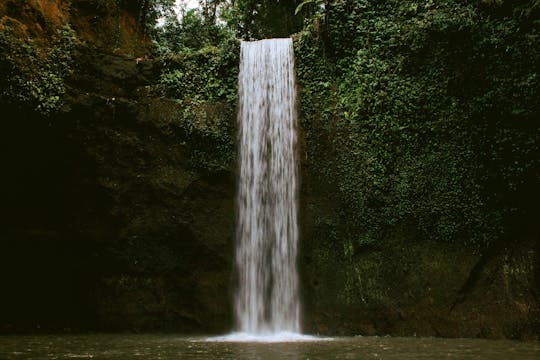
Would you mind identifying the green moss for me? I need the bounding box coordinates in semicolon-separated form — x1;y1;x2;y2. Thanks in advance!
0;22;76;115
295;0;540;250
157;40;240;172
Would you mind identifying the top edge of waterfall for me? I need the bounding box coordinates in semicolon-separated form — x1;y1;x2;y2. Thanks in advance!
241;37;292;43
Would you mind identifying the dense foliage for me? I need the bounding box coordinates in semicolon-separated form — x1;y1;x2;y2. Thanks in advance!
0;21;75;114
153;7;232;53
152;0;307;53
151;0;539;251
157;38;240;170
295;0;539;250
226;0;305;39
3;0;536;250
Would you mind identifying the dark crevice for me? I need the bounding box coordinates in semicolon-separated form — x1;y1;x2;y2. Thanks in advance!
450;237;509;312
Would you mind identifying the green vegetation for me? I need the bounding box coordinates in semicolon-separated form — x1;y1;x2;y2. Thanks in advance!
0;22;75;114
150;0;539;250
225;0;304;39
157;39;240;171
152;3;232;54
2;1;535;248
294;0;539;250
158;40;238;102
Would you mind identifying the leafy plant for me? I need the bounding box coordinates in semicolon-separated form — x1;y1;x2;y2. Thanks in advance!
0;22;76;115
295;0;539;250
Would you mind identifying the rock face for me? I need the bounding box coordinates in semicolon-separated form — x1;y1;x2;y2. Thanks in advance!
1;56;236;333
300;199;540;338
1;0;236;333
296;123;539;338
63;52;236;333
0;0;538;339
296;88;539;339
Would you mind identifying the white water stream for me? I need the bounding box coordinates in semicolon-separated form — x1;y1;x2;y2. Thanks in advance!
234;38;300;336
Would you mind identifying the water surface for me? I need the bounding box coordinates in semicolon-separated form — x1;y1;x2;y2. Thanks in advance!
1;334;539;359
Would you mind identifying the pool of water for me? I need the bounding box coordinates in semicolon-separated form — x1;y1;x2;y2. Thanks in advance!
0;334;538;359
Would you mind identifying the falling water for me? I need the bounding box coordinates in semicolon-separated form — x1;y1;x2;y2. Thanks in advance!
235;38;300;335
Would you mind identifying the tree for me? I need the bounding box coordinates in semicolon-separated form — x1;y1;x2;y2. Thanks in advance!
226;0;305;39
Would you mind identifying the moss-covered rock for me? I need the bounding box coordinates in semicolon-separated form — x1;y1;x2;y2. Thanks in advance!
295;0;539;339
1;0;237;334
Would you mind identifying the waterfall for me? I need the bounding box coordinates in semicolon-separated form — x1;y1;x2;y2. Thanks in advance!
235;38;300;335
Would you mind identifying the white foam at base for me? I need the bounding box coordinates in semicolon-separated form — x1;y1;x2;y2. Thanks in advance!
204;332;332;343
